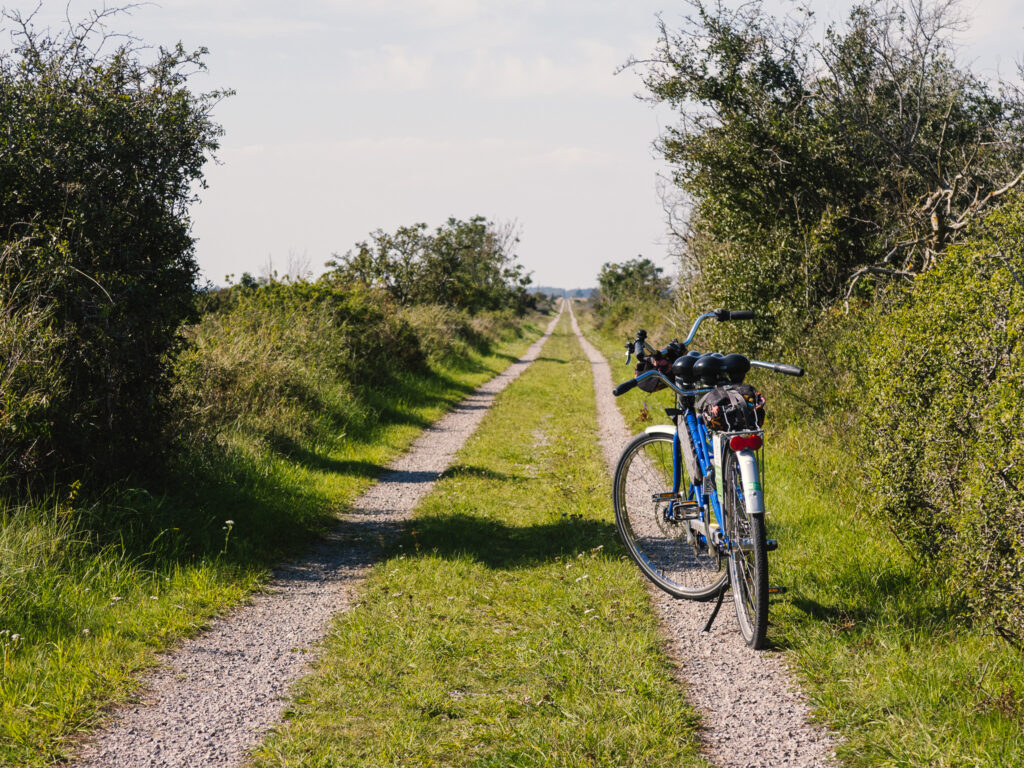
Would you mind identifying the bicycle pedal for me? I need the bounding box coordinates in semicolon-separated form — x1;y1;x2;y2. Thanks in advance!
650;494;699;510
767;585;787;595
765;539;778;551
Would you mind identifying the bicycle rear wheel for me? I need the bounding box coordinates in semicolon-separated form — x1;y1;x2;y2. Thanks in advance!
723;451;769;648
613;432;727;600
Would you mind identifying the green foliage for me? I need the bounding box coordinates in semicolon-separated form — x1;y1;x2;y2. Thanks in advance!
596;258;670;308
175;280;525;464
0;238;69;476
0;11;226;479
176;282;424;453
640;0;1024;345
325;217;533;314
863;193;1024;644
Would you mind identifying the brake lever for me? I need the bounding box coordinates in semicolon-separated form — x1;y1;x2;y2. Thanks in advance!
624;342;633;365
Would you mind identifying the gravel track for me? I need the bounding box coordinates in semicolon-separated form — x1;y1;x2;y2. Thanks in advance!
71;305;564;768
568;301;838;768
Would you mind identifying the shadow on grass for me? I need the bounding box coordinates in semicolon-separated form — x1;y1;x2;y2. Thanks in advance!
767;566;963;651
67;329;554;590
401;511;622;569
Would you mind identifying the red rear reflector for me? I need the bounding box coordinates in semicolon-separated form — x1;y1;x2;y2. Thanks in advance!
729;434;763;451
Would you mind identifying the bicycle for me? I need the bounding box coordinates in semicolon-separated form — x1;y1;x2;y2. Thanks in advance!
611;309;804;649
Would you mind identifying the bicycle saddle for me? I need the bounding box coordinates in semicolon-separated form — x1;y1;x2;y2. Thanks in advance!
671;353;697;385
721;353;750;383
693;354;724;385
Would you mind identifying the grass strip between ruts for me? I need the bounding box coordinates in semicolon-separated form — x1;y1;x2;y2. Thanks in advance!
0;322;544;768
578;302;1024;768
249;310;707;768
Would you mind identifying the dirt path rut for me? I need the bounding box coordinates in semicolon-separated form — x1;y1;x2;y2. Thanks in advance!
567;300;838;768
71;305;564;768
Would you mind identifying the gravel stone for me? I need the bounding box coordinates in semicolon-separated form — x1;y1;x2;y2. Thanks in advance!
70;306;563;768
569;301;838;768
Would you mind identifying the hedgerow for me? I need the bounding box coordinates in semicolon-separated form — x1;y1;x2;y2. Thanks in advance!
0;13;225;480
863;195;1024;644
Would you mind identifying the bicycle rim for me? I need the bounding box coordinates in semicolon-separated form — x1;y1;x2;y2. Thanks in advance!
613;432;727;600
724;451;768;648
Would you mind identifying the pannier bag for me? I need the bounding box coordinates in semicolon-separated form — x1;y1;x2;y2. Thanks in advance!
635;356;672;392
634;340;686;393
697;385;766;431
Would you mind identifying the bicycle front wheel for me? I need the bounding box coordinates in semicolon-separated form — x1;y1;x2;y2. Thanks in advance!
723;451;769;648
613;432;727;600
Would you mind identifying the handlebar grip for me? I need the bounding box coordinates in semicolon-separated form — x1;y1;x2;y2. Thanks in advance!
775;363;804;377
714;308;754;321
751;359;805;377
613;379;639;396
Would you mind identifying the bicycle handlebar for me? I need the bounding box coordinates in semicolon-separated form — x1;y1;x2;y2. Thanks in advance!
682;308;754;345
613;378;639;396
613;310;807;396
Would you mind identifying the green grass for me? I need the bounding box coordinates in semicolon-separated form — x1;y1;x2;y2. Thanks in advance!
248;311;707;768
0;316;545;768
767;432;1024;767
577;301;1024;767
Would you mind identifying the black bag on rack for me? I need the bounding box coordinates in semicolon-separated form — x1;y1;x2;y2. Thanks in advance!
635;340;685;393
697;385;765;431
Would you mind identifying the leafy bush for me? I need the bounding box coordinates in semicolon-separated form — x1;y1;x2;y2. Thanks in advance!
863;194;1024;644
325;217;533;314
0;12;225;479
399;304;487;364
0;237;69;477
175;282;423;451
638;0;1024;345
595;258;669;309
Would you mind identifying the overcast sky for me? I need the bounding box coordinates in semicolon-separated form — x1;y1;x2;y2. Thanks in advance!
9;0;1024;288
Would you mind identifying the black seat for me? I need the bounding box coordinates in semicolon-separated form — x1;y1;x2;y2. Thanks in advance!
721;353;750;383
693;354;723;385
671;354;697;385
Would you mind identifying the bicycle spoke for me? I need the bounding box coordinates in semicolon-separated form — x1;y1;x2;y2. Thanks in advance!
614;433;727;600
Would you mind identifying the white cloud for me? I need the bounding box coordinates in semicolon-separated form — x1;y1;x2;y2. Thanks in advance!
460;39;630;97
210;16;328;39
342;45;435;92
320;0;484;26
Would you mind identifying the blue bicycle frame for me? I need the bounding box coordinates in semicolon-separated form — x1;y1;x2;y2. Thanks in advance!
630;367;764;554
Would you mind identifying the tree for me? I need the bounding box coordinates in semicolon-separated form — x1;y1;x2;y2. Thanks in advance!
326;217;532;313
596;258;670;305
635;0;1024;339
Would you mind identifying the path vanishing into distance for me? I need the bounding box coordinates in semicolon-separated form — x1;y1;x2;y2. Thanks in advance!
72;308;563;768
72;300;837;767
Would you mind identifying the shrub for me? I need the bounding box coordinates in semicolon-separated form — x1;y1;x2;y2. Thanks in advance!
174;282;425;451
325;217;533;314
0;237;68;476
863;194;1024;644
399;304;486;364
638;0;1024;345
0;12;225;479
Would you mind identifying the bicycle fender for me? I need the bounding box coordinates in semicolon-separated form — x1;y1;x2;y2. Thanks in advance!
735;449;766;516
643;424;676;436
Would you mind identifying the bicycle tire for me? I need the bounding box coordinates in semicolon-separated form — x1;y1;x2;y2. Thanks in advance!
723;450;769;648
613;432;728;600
